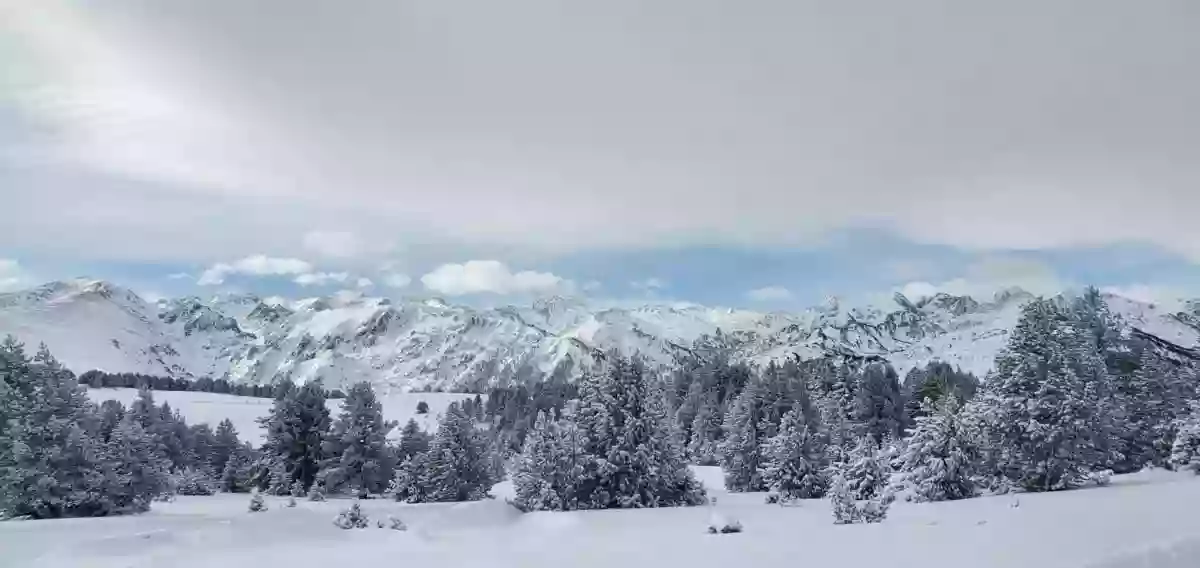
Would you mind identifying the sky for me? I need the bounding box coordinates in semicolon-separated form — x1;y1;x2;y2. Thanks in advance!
2;0;1199;310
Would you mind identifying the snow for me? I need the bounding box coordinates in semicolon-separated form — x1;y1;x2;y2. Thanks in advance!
6;279;1200;392
86;388;474;443
4;469;1200;568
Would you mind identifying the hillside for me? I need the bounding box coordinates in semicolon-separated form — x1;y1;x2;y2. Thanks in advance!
3;279;1199;391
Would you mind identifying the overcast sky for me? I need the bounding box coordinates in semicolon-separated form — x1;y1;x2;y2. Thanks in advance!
2;0;1198;307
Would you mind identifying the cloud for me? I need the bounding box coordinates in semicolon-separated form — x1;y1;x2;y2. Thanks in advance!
383;273;412;289
746;286;793;301
293;272;350;287
5;1;1198;264
895;256;1066;302
356;277;374;288
0;259;28;292
197;255;314;285
631;278;666;291
1101;284;1189;312
302;230;364;259
166;272;191;280
421;260;569;296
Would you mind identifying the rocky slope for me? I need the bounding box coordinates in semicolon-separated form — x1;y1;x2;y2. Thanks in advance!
3;279;1198;391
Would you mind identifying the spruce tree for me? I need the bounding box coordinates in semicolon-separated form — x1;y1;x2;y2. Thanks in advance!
894;396;977;502
396;418;431;461
0;345;108;518
966;298;1115;491
1170;402;1200;474
828;438;894;524
211;419;240;474
259;379;331;492
102;418;173;509
419;402;496;502
687;392;723;465
512;410;584;511
319;382;396;496
853;362;906;445
759;406;829;502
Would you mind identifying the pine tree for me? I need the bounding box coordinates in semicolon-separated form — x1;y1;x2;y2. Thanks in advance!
1170;402;1200;474
388;454;429;503
419;402;496;502
319;382;396;497
211;419;240;474
719;382;766;491
0;345;110;518
396;418;431;461
572;353;706;509
894;396;977;502
259;379;331;492
759;406;829;502
101;417;173;510
687;392;723;465
965;298;1117;491
512;411;584;511
853;362;906;445
828;438;894;524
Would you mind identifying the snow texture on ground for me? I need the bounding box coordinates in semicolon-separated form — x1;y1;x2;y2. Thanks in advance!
3;469;1200;568
86;388;474;443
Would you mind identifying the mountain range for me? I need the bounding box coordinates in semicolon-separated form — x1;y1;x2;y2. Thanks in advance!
3;279;1199;392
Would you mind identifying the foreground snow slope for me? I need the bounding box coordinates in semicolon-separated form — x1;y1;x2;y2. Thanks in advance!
86;388;474;443
3;470;1200;568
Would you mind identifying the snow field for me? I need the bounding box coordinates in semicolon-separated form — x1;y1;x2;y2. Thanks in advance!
86;388;475;443
4;470;1200;568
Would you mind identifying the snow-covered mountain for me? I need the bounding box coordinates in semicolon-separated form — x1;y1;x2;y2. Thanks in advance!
3;279;1199;391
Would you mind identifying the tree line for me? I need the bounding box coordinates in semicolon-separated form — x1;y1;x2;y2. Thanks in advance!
78;369;347;399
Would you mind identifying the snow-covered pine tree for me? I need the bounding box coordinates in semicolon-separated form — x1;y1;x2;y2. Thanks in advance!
396;418;431;461
387;454;428;503
853;362;906;445
419;402;496;502
719;378;766;492
894;396;977;502
248;488;267;512
258;379;331;493
97;399;127;443
211;418;240;474
101;417;173;509
828;438;894;524
0;344;109;518
965;297;1115;492
512;410;584;511
1170;401;1200;474
687;392;724;465
759;405;829;502
319;381;396;497
571;353;706;509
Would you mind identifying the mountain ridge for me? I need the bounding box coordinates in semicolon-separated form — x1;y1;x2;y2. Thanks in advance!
3;278;1199;391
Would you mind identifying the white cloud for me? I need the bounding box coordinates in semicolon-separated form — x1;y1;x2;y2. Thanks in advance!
895;256;1066;302
263;295;288;307
302;230;364;259
631;278;666;291
356;277;374;288
166;272;191;280
293;272;350;287
421;260;569;296
0;259;28;292
383;273;412;289
197;255;314;286
746;286;793;301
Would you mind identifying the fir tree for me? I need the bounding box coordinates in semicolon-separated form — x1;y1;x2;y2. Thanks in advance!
511;410;584;511
419;402;496;502
388;454;428;503
894;396;977;502
259;379;331;492
759;406;829;502
396;418;431;461
966;298;1117;491
719;381;766;491
687;392;724;465
1170;402;1200;474
828;438;894;524
0;345;110;518
853;362;906;445
101;417;173;509
211;419;240;474
319;382;396;496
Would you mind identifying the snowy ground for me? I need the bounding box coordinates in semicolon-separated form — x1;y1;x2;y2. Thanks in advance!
86;388;475;443
4;468;1200;568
